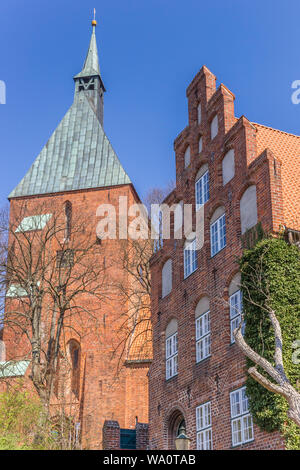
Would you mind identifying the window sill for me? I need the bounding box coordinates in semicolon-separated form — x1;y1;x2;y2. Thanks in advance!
195;354;211;365
161;291;172;301
231;438;255;449
165;373;178;383
210;245;226;258
196;202;208;212
183;268;198;281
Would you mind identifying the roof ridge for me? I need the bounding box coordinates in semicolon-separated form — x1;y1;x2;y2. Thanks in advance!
252;122;300;139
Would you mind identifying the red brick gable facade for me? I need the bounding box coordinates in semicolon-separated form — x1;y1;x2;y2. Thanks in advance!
149;66;299;450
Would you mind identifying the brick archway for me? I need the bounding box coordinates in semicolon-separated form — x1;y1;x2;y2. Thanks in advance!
167;409;186;449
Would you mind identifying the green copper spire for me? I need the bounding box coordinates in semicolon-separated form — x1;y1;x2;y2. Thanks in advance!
73;14;106;125
8;17;131;199
74;20;101;79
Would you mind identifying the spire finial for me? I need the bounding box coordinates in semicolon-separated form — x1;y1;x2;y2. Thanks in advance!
92;8;97;27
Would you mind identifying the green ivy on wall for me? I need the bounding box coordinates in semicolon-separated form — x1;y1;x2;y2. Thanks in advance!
239;237;300;450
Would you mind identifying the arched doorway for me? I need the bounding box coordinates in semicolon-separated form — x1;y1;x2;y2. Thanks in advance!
167;409;186;449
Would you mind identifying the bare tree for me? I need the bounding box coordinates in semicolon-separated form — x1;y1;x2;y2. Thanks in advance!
233;244;300;428
112;237;153;366
0;201;107;414
144;180;175;214
110;184;175;365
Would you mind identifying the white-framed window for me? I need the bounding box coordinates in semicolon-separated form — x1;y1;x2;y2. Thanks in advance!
15;214;52;233
210;213;226;256
196;402;212;450
184;239;198;278
196;310;211;362
195;170;209;210
166;332;178;380
230;386;254;446
230;289;245;343
6;284;28;298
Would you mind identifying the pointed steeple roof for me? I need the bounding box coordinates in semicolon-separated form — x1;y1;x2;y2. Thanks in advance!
74;22;101;79
8;20;131;199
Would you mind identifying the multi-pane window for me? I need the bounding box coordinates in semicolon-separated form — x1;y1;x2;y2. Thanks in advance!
196;402;212;450
166;332;178;380
195;170;209;210
230;387;254;446
210;213;226;256
196;311;211;362
184;239;198;278
230;290;245;343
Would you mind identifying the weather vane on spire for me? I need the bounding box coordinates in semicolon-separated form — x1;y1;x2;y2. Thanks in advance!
92;8;97;27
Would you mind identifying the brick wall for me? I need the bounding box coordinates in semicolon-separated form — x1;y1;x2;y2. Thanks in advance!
102;420;149;450
136;422;149;450
103;420;120;450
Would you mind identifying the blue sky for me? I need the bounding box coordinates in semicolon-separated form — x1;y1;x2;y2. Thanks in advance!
0;0;299;206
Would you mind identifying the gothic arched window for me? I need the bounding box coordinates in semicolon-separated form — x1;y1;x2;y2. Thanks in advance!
69;340;81;398
64;201;72;242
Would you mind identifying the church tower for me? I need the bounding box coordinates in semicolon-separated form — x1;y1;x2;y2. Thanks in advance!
2;18;151;449
74;17;105;125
